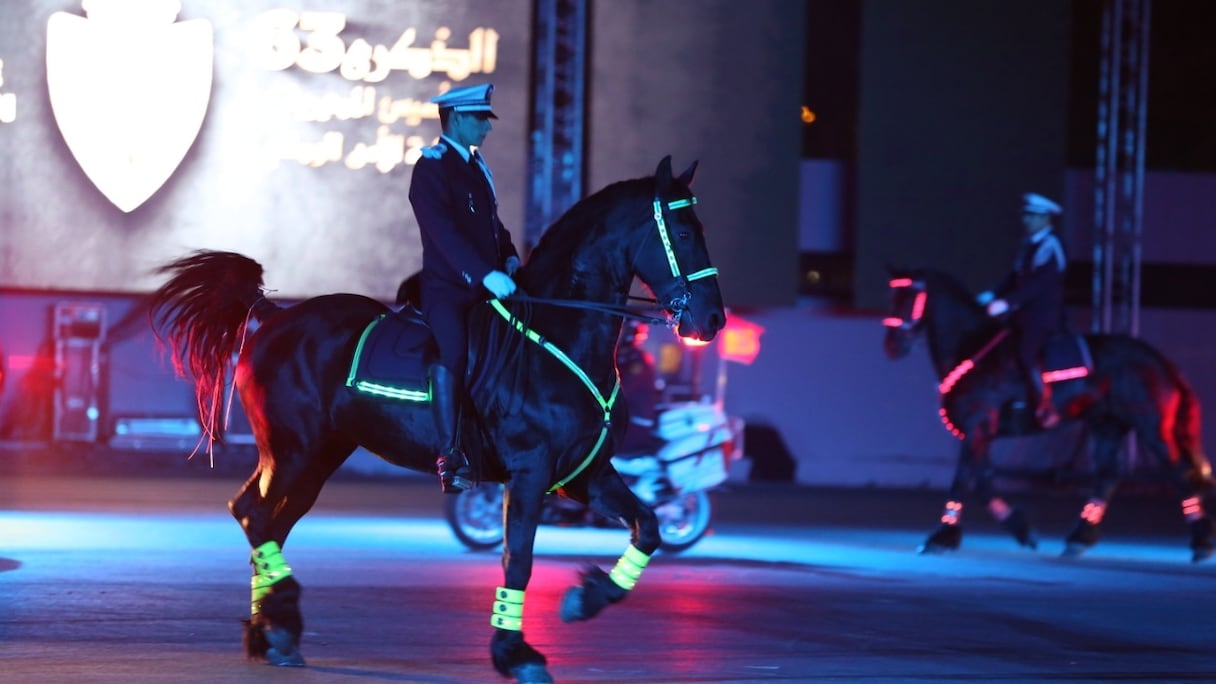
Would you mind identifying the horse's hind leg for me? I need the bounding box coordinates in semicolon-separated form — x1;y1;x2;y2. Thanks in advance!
1124;406;1215;562
560;468;659;623
229;443;350;666
1164;381;1215;560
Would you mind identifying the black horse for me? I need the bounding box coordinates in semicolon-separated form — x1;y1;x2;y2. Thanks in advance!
149;157;725;683
882;266;1213;561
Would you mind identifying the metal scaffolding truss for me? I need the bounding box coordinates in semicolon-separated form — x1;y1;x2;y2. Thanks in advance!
1092;0;1151;335
525;0;587;251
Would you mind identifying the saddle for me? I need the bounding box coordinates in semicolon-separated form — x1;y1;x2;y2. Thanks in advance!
345;308;435;401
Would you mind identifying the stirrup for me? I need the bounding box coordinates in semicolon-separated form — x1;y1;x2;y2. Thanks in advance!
437;449;472;494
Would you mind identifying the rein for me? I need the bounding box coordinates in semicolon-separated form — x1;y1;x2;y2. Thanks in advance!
507;294;670;326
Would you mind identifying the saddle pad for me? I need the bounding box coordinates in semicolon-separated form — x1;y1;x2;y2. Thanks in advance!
1042;333;1092;383
345;310;435;401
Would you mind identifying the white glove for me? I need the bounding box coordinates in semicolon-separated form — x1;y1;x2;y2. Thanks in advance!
986;299;1010;317
482;270;516;299
419;141;447;159
976;290;995;305
504;256;521;275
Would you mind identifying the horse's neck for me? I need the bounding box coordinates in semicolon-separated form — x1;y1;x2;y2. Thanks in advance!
515;265;628;383
926;295;995;378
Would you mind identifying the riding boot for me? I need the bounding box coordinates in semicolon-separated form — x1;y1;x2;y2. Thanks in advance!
430;365;471;494
1028;365;1060;429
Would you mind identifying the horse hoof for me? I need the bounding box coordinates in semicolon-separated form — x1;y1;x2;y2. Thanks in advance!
512;662;555;683
1061;542;1089;558
266;648;306;667
263;627;305;666
918;524;961;554
559;586;585;623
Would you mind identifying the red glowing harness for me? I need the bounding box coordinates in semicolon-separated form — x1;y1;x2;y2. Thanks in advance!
884;278;1007;439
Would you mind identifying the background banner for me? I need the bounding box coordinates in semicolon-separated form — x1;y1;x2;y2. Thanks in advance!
0;0;531;300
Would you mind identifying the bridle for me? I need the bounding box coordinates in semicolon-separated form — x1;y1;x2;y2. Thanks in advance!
645;195;719;325
509;193;719;329
883;277;927;332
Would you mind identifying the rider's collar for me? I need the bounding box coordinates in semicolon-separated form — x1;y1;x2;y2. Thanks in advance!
440;135;474;163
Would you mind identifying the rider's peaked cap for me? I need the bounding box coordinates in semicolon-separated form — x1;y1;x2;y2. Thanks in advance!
1022;193;1062;215
431;83;498;119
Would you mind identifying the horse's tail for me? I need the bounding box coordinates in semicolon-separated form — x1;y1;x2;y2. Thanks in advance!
1171;368;1211;484
149;250;282;443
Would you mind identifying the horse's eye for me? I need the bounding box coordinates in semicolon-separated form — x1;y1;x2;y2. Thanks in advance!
677;230;690;240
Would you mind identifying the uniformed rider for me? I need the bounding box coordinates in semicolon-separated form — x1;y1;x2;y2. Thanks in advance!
978;193;1067;429
408;83;521;493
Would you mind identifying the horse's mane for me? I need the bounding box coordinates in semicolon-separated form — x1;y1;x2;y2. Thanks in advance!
520;176;652;287
918;267;981;312
472;175;654;415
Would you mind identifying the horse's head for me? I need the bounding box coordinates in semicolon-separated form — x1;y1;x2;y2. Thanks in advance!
882;265;928;360
883;265;992;363
633;156;726;341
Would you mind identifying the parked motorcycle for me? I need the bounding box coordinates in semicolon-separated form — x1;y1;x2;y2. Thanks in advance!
445;400;744;553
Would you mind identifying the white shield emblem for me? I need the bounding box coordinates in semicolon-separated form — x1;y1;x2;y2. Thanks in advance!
47;3;213;213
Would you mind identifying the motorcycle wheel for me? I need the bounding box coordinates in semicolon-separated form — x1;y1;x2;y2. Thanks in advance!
655;490;712;553
444;483;505;551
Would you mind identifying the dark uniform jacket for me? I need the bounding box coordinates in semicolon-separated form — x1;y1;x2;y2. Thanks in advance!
408;138;518;304
408;138;519;376
994;227;1067;357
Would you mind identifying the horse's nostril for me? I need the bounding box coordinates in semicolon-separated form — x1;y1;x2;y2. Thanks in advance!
710;311;724;332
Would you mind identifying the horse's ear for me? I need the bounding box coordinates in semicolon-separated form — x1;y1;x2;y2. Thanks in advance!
655;155;674;189
677;160;698;188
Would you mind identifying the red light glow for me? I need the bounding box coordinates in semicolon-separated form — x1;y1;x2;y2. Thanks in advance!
717;315;763;364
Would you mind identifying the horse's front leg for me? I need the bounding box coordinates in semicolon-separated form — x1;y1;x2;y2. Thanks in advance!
490;471;554;684
918;440;974;553
919;410;1036;554
975;450;1039;551
559;466;659;623
1063;422;1124;557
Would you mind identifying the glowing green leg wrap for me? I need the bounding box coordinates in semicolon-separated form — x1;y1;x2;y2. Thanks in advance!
250;541;293;615
491;586;524;631
608;545;651;591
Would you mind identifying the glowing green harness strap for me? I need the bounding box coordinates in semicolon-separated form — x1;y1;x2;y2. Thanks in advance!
491;586;525;631
489;299;621;493
249;541;293;615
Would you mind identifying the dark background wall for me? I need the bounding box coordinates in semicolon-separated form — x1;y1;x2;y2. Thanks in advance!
588;0;806;309
852;0;1073;312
